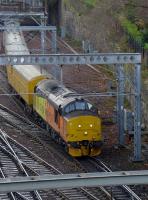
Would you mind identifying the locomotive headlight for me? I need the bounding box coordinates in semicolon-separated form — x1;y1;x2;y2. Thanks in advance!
78;125;82;128
84;131;88;135
90;124;93;127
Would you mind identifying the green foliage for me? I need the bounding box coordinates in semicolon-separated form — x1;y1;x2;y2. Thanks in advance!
144;43;148;50
119;15;148;50
120;17;143;44
84;0;96;8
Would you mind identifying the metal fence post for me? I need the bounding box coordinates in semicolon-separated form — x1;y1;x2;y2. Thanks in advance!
41;16;45;54
133;64;142;161
117;64;125;146
51;29;57;53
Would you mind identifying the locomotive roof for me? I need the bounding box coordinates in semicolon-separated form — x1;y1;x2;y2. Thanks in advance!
36;79;77;109
4;30;45;81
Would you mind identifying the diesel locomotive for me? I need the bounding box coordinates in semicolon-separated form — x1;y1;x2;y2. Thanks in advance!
4;26;103;157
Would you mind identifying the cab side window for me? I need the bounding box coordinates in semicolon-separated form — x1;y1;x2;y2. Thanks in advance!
54;109;58;124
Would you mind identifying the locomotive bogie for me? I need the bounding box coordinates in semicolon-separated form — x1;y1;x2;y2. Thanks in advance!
68;146;102;157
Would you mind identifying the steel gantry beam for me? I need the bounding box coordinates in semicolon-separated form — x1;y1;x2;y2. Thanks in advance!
0;26;56;31
0;171;147;192
0;53;141;65
0;12;45;17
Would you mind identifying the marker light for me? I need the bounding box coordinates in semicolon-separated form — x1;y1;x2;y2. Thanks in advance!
78;125;82;128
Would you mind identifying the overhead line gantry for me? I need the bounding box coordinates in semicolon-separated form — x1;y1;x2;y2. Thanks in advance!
0;52;142;161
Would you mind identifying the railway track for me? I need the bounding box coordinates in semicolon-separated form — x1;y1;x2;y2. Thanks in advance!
0;104;112;200
0;103;143;200
82;157;143;200
0;129;114;200
0;102;75;168
0;129;59;200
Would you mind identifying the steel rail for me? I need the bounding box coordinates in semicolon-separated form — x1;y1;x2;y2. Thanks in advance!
0;168;32;200
0;130;43;200
89;157;142;200
0;132;61;199
0;168;16;200
0;130;110;200
0;147;35;200
0;102;114;200
6;136;106;200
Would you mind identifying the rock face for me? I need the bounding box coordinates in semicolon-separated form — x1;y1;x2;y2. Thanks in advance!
62;0;125;52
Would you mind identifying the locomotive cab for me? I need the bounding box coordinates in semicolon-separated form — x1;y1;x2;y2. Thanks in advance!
62;99;102;157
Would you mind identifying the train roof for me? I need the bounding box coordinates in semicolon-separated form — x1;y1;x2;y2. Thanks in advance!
36;79;77;109
5;31;29;55
4;30;45;81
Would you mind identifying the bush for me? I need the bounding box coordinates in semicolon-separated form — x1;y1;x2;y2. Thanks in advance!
84;0;96;8
120;16;143;44
144;43;148;50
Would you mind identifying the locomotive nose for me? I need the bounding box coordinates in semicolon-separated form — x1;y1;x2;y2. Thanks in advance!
65;115;102;157
66;115;102;141
84;131;88;135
